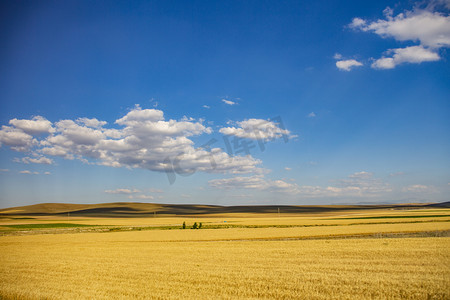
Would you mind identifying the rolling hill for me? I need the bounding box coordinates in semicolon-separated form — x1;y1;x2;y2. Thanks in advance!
0;201;448;217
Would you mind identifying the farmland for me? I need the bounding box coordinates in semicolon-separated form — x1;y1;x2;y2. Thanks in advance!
0;202;449;299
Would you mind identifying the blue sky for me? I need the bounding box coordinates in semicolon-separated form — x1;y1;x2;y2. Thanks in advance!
0;0;449;208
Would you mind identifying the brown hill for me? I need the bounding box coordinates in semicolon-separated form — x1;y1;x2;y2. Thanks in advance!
0;201;448;217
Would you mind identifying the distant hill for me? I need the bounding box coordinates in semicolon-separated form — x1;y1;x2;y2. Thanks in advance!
0;201;448;217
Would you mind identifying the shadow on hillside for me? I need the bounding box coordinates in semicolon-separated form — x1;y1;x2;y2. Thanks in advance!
0;202;448;218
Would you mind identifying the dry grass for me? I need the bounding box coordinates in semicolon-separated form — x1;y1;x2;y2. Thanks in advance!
0;206;449;299
0;234;448;299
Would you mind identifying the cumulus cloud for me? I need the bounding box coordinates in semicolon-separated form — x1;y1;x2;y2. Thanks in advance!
402;184;432;192
14;156;54;165
348;3;450;69
0;126;36;151
104;188;141;194
0;169;9;172
427;0;450;10
202;105;210;109
348;171;373;179
128;194;154;200
0;106;262;176
333;171;391;195
371;45;440;69
104;188;154;200
76;117;107;128
9;116;54;135
307;112;316;118
333;53;363;71
300;172;392;197
222;99;236;105
19;170;39;175
336;59;364;71
209;175;265;190
209;175;299;194
350;7;450;48
209;171;392;198
219;118;293;141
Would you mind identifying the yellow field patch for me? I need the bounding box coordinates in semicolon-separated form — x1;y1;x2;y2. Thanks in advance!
0;234;448;299
1;207;449;299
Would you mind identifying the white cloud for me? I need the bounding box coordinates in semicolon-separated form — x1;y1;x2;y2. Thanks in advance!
76;117;107;128
402;184;432;193
336;59;363;71
0;106;262;176
15;156;54;165
229;193;254;198
350;8;450;48
348;171;373;179
284;167;292;171
219;118;293;141
334;171;391;195
9;116;54;135
0;169;9;172
128;194;154;200
105;188;141;194
54;119;106;145
371;45;440;69
106;189;158;199
19;170;39;175
116;105;164;124
148;188;164;193
348;4;450;69
44;171;51;175
333;53;343;60
222;99;236;105
0;126;36;151
209;175;299;194
209;175;267;190
371;58;395;69
40;145;71;158
349;17;366;28
209;171;392;198
301;172;392;197
307;112;316;118
202;105;210;109
428;0;450;10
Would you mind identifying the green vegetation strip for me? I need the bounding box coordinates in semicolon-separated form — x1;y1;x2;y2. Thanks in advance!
66;219;450;232
331;215;450;220
88;219;450;233
1;219;449;236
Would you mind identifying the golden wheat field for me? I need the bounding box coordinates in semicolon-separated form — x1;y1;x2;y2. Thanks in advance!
0;205;449;299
